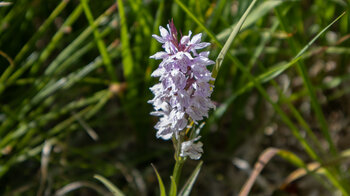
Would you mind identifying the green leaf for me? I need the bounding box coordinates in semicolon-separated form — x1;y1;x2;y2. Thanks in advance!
211;0;258;81
239;148;311;196
217;0;284;40
151;163;167;196
281;148;350;192
169;176;177;196
0;0;69;94
116;0;134;81
94;174;125;196
275;9;346;156
81;0;117;82
145;0;165;82
277;150;306;168
178;161;203;196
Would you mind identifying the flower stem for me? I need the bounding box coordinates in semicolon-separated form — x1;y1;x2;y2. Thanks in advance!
170;133;186;196
169;157;185;196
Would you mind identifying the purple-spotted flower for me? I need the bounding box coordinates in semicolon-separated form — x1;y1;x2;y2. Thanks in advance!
148;20;214;159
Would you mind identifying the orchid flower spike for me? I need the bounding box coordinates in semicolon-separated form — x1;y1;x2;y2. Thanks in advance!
148;19;215;159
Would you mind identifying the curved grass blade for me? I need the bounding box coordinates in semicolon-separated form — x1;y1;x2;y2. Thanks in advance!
174;0;222;48
0;0;69;93
44;4;117;77
239;147;349;196
178;0;317;169
211;0;258;81
178;161;203;196
145;0;165;82
94;174;125;196
116;0;134;81
281;148;350;191
238;148;318;196
151;163;167;196
81;0;117;82
239;148;281;196
169;176;177;196
29;4;84;75
174;0;246;81
275;9;346;156
210;11;347;136
216;0;284;40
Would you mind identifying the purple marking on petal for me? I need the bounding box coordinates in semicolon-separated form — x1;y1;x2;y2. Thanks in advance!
149;20;215;142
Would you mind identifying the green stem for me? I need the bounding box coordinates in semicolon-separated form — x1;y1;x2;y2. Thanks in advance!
173;159;185;186
169;133;186;196
170;158;185;196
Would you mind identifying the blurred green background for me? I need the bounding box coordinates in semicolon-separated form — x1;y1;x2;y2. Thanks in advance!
0;0;350;195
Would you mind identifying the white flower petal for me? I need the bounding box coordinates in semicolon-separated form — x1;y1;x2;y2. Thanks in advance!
150;51;168;59
151;68;165;77
180;137;203;160
199;51;209;57
152;34;165;43
194;42;210;49
190;33;202;44
159;26;169;38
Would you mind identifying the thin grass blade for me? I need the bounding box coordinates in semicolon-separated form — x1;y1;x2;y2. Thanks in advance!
169;176;177;196
178;161;203;196
151;163;167;196
211;0;258;81
94;174;125;196
81;0;117;82
116;0;134;81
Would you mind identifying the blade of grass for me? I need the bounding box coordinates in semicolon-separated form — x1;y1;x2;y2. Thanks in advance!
177;0;319;162
210;11;347;155
174;0;257;82
3;4;113;88
151;163;167;196
281;148;350;190
26;45;119;113
206;0;228;31
0;0;69;93
54;25;114;77
116;0;134;81
174;0;221;48
216;0;284;41
174;0;246;81
145;0;165;82
94;174;125;196
28;3;84;75
182;1;347;192
170;1;343;173
44;4;117;76
178;161;203;196
211;0;259;81
81;0;117;82
169;176;177;196
274;9;346;156
239;148;331;196
128;0;152;64
231;11;349;194
239;148;289;196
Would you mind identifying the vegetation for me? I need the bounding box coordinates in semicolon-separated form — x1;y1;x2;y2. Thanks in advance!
0;0;349;195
